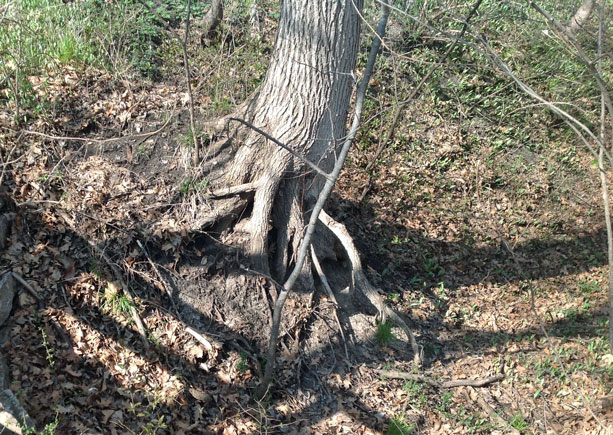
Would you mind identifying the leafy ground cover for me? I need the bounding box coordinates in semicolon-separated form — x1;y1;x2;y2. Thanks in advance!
0;0;612;433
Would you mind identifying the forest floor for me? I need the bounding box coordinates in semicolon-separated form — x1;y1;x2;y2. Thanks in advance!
1;14;613;435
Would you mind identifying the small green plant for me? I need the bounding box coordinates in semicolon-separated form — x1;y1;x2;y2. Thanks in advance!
402;380;427;408
22;412;59;435
422;255;442;277
39;326;55;368
102;282;135;316
88;255;104;278
387;415;415;435
386;293;400;304
376;319;395;347
579;280;600;295
237;351;249;373
437;391;453;413
142;416;167;434
509;412;529;432
38;170;64;183
179;176;209;196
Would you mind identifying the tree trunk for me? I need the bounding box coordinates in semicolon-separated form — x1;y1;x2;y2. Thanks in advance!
567;0;595;32
203;0;363;281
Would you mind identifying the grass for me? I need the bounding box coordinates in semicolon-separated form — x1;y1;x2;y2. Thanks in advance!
0;0;216;121
510;413;529;432
102;281;135;317
387;415;415;435
376;319;396;347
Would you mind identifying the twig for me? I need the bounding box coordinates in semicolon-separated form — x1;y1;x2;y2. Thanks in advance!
21;115;173;145
182;0;200;165
186;326;213;351
0;139;20;188
470;386;520;434
136;240;180;318
11;272;43;306
99;253;149;349
529;288;605;429
238;265;279;325
228;118;331;180
135;242;222;354
310;245;350;360
529;1;613;147
596;0;613;351
374;369;504;388
359;0;484;201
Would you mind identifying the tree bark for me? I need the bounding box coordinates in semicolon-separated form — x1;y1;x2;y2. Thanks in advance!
567;0;595;32
203;0;363;279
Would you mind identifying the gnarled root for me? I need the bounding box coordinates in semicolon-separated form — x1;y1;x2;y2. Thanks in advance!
318;210;422;366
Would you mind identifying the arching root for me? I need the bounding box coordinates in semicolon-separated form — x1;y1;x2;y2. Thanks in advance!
318;210;422;366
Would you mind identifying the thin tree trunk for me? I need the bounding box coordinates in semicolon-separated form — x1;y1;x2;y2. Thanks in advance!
567;0;595;32
596;1;613;350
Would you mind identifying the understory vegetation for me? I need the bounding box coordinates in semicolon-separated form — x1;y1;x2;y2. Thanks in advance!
0;0;612;433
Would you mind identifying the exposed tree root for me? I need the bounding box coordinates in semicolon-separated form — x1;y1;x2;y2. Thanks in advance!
207;181;260;198
318;210;422;366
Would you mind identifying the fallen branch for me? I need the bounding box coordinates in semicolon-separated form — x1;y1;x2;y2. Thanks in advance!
374;369;504;389
186;326;213;352
136;240;222;354
310;245;350;360
470;386;520;434
22;114;173;145
136;240;179;316
11;272;43;307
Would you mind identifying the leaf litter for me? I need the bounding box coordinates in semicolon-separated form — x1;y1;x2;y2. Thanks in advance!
0;48;612;435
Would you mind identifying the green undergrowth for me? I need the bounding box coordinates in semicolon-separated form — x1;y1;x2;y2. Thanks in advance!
0;0;211;77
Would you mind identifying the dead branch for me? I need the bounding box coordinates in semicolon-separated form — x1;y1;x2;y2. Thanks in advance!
596;0;613;352
135;242;232;356
136;240;180;316
186;326;213;352
11;272;43;306
0;139;20;189
310;245;350;360
375;369;504;388
470;386;520;434
22;114;173;145
228;118;331;179
55;208;149;349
